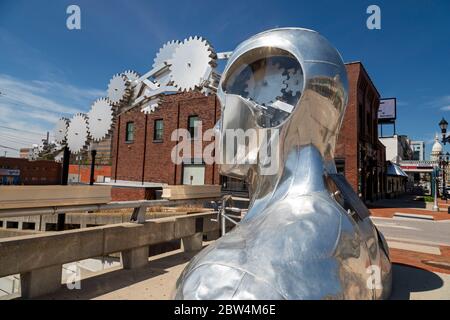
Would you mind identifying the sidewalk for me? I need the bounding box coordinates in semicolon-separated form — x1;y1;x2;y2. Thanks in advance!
369;195;450;276
369;196;450;221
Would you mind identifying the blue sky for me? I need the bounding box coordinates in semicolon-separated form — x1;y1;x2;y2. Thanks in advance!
0;0;450;158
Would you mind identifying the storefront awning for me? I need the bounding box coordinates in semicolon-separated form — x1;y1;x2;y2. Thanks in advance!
387;162;409;177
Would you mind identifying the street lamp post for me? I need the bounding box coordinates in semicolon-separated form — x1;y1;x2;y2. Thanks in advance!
439;117;450;144
439;152;450;200
432;167;439;211
437;118;450;209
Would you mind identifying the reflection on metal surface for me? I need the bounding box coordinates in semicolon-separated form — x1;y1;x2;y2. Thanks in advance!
175;28;392;300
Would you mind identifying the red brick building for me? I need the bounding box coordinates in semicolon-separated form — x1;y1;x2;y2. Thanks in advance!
110;92;221;200
0;157;61;185
111;62;386;201
335;62;386;201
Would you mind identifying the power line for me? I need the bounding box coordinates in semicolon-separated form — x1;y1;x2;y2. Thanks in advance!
0;125;46;136
2;137;34;147
1;132;40;144
0;144;19;151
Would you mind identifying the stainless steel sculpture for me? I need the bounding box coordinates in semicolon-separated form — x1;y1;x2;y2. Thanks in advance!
174;28;392;300
51;26;392;299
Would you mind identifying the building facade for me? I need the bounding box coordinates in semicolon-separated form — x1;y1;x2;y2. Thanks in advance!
19;148;30;159
379;135;413;164
0;157;61;185
411;141;425;161
109;92;220;200
335;62;386;202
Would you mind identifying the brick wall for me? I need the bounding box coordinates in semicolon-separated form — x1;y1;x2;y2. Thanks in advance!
0;158;61;185
111;92;220;186
336;63;360;191
336;62;386;200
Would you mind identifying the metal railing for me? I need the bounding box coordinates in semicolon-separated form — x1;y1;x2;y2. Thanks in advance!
210;195;248;236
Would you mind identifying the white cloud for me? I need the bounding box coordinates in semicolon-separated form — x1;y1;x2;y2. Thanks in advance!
440;105;450;111
428;95;450;109
0;73;104;157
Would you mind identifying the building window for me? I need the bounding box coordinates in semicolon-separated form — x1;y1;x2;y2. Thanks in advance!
126;122;134;142
154;119;164;141
188;115;200;139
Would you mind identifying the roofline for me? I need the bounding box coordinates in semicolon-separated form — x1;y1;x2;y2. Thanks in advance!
344;61;381;98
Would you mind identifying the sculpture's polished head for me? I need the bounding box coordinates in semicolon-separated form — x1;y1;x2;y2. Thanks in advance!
217;28;349;179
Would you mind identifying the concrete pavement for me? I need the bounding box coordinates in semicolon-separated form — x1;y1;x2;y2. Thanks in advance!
26;244;449;300
371;216;450;246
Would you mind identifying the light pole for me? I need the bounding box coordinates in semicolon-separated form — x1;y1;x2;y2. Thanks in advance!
437;118;450;210
433;167;439;211
439;152;450;200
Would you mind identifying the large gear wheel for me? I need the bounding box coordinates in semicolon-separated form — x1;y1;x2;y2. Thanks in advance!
54;117;69;145
66;113;89;154
141;97;161;114
107;73;131;106
153;40;180;86
87;98;114;142
283;68;303;97
244;62;288;106
169;36;217;92
123;70;141;100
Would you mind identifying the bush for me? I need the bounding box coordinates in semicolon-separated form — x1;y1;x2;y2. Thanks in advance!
423;196;434;203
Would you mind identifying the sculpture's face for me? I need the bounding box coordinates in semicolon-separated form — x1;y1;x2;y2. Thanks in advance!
216;28;348;180
217;47;304;179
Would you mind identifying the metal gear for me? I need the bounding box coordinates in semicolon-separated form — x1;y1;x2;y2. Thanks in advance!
54;117;69;144
244;62;288;106
283;68;303;97
201;87;215;96
66;113;89;154
87;98;114;142
141;97;161;114
107;73;131;106
169;36;217;92
200;71;219;96
123;70;141;100
153;40;180;86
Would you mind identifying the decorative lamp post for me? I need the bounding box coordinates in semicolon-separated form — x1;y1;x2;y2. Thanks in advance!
439;152;450;200
439;117;450;144
436;117;450;208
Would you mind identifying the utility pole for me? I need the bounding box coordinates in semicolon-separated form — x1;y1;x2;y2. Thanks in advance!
57;146;71;231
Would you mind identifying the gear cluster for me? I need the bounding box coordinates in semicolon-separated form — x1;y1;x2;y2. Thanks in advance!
244;62;288;106
56;35;304;153
168;36;217;92
224;57;303;110
107;70;141;108
58;96;115;153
